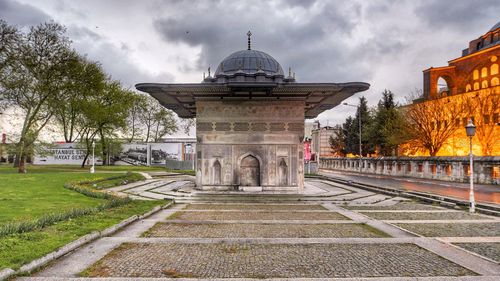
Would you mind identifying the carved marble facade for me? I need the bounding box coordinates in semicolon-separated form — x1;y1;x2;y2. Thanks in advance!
196;101;304;191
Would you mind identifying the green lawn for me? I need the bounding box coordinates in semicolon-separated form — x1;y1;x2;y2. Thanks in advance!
0;172;114;224
0;164;167;174
0;164;166;271
0;200;162;270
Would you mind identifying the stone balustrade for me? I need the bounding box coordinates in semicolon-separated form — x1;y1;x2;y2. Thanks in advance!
319;156;500;185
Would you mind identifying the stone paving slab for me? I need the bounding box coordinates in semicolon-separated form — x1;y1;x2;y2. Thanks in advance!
357;210;458;213
453;243;500;263
395;222;500;237
152;181;192;194
143;222;389;238
324;204;415;238
106;180;160;193
167;211;349;221
344;202;443;210
126;181;173;194
350;194;392;205
17;276;500;281
304;180;351;195
414;239;500;275
81;243;475;278
161;219;358;224
184;203;327;210
361;211;492;221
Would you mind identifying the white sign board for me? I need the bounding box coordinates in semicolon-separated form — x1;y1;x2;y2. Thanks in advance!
33;143;94;165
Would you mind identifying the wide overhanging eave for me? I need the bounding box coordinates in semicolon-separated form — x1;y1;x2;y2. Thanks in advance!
135;82;370;119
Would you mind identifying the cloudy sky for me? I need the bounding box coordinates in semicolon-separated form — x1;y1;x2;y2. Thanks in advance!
1;0;499;130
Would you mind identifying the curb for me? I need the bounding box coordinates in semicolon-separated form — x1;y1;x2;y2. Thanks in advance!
0;201;173;281
0;269;14;281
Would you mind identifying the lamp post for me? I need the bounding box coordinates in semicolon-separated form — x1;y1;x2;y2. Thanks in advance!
343;102;362;173
465;119;476;213
90;141;95;174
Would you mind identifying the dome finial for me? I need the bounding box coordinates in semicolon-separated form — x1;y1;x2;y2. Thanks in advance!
247;30;252;50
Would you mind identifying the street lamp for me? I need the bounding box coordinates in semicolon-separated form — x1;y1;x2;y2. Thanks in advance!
90;141;95;174
343;102;362;173
465;119;476;213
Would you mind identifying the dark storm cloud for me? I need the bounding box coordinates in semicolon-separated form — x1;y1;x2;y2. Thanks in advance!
415;0;500;32
153;0;365;82
0;0;50;26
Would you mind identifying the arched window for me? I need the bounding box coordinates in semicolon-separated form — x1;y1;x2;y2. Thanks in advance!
473;82;480;90
465;84;471;92
436;77;449;96
240;155;260;186
481;67;488;78
482;80;488;89
492;77;499;87
491;64;499;75
473;70;479;80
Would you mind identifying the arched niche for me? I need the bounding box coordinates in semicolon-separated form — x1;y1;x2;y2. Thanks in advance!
213;159;221;185
240;154;260;186
278;158;288;186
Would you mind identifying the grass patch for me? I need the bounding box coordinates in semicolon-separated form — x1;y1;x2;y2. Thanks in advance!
0;172;113;224
0;164;167;174
163;169;195;176
0;200;162;270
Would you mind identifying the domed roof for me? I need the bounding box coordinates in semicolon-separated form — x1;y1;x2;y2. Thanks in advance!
490;21;500;32
214;49;284;76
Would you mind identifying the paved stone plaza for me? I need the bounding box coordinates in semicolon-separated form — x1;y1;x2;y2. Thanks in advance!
21;177;500;280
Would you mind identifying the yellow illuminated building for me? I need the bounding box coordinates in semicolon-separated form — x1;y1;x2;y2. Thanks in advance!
404;22;499;157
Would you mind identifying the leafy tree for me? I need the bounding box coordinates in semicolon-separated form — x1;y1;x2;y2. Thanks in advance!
124;93;148;143
368;90;410;156
77;80;135;167
342;116;355;155
342;97;373;156
52;54;106;142
0;22;73;173
328;124;346;156
0;20;20;93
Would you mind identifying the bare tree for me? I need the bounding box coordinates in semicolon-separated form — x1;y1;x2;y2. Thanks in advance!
404;90;466;156
465;92;500;156
139;96;178;142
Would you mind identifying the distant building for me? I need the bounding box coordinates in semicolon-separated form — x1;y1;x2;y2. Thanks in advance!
311;122;340;159
408;21;499;156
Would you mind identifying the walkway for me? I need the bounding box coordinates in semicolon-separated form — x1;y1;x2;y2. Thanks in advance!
320;169;500;204
19;178;500;280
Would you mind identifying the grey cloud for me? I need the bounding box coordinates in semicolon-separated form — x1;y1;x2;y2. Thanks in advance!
71;30;175;87
153;0;364;83
415;0;499;32
0;0;50;26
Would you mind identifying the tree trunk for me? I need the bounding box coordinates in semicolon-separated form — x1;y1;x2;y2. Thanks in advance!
18;155;26;173
81;152;89;168
99;129;107;166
